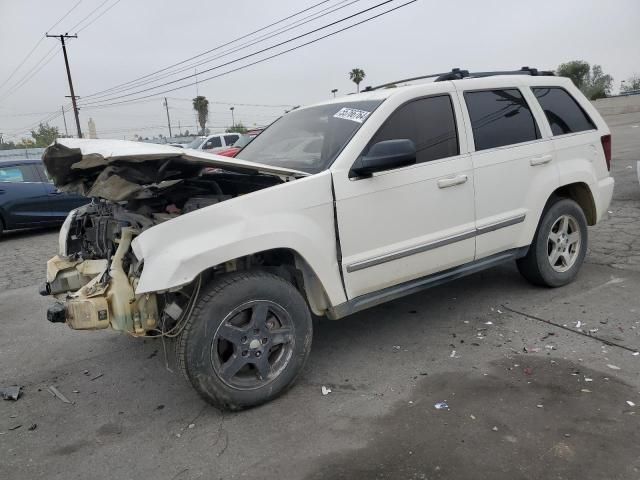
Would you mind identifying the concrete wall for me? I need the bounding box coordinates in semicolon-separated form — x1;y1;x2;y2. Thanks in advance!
592;95;640;117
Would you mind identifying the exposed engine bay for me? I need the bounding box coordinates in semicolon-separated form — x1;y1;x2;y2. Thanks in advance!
41;139;305;335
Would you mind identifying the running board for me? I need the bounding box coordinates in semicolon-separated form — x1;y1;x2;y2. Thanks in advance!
327;248;528;319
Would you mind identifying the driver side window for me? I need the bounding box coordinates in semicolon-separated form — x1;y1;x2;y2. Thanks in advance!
368;95;459;164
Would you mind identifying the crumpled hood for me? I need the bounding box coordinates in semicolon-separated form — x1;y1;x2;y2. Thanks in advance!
42;138;308;201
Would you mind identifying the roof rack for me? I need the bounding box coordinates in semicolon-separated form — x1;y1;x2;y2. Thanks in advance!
363;67;555;91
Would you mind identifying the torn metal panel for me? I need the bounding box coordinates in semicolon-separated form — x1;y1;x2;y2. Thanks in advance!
42;139;308;202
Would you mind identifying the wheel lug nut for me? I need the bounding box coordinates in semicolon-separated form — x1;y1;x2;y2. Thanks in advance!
241;336;247;343
255;351;262;357
262;338;268;344
241;350;248;357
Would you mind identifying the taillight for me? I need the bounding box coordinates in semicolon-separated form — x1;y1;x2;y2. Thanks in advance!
601;134;611;171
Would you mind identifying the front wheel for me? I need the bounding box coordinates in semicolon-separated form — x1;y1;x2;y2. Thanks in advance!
517;198;588;287
176;271;312;410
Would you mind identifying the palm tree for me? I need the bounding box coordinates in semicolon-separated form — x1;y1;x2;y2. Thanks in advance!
349;68;366;93
192;96;209;135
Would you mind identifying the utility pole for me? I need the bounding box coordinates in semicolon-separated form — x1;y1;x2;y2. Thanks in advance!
61;105;69;137
47;33;82;138
331;88;338;98
163;97;173;138
230;106;235;127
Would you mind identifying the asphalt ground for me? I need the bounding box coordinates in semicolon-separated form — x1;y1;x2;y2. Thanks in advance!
1;111;639;480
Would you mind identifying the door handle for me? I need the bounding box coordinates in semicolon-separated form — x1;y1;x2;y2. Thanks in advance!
530;154;553;166
437;174;468;189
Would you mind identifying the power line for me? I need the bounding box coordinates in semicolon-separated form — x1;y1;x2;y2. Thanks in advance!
80;0;334;99
77;0;122;33
0;46;60;104
66;0;111;32
79;0;400;107
0;0;83;93
83;0;360;100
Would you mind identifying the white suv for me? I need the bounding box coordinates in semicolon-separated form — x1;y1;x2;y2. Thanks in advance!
41;68;614;410
187;133;240;151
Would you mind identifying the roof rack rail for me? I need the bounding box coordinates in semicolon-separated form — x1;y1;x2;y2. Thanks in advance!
363;67;555;91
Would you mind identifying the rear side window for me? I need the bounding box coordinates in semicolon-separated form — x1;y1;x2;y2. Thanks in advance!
224;134;239;145
464;89;540;151
0;166;26;183
532;87;596;135
204;137;222;149
368;95;459;164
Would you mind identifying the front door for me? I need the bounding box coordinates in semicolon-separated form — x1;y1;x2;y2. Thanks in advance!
333;94;476;299
0;163;50;227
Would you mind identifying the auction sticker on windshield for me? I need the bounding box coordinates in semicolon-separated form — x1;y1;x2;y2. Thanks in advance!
333;107;371;123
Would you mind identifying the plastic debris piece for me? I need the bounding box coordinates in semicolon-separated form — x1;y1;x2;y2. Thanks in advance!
607;364;621;370
434;402;449;410
485;321;493;325
188;423;195;429
28;424;37;431
588;329;599;334
536;404;544;408
470;414;476;420
584;377;593;382
575;321;582;329
492;426;498;431
321;386;331;396
48;386;71;404
581;389;591;393
0;386;21;401
633;352;639;356
450;350;457;358
627;401;636;407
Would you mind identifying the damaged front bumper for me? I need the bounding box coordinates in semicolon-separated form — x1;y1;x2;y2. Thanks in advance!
41;227;159;335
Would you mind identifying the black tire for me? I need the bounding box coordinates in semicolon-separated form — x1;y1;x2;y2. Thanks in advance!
176;271;312;411
517;198;588;287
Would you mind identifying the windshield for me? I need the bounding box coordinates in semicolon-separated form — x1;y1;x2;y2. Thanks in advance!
237;100;383;173
187;137;205;149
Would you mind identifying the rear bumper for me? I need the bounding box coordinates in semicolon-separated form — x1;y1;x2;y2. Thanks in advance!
595;176;615;223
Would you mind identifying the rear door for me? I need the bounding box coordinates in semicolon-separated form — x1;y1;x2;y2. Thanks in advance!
459;85;558;259
33;163;89;221
0;163;51;228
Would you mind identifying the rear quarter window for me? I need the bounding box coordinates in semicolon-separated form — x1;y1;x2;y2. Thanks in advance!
464;89;540;151
532;87;596;136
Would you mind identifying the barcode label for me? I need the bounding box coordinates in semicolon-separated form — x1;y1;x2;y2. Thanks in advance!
333;107;371;123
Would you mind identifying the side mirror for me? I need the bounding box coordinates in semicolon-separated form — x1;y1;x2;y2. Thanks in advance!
350;139;416;177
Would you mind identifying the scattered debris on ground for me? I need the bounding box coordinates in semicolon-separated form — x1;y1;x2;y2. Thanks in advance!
48;385;72;404
434;402;449;410
321;386;331;396
0;386;21;400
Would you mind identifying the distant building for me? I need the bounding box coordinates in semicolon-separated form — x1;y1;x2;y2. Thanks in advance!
88;118;97;139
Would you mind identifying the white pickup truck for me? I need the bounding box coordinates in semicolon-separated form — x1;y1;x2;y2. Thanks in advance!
41;68;614;410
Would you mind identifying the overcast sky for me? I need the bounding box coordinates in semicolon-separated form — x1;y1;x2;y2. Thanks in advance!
1;0;638;141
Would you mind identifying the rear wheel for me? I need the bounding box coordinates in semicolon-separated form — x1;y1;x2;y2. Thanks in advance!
517;198;588;287
176;271;312;410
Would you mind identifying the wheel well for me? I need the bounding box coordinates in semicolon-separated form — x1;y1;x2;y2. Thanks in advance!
203;248;331;316
551;183;597;225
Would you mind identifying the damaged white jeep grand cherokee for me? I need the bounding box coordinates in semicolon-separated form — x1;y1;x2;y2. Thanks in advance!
42;69;614;410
